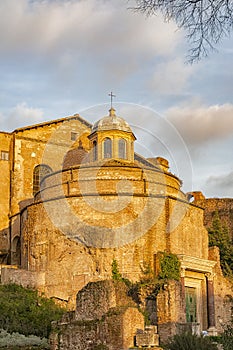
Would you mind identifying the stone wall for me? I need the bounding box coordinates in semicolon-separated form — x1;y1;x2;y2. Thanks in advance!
194;198;233;238
0;132;11;261
11;117;91;218
50;280;144;350
0;265;45;290
0;116;91;264
19;185;209;308
190;196;233;332
12;145;233;337
168;199;208;260
156;280;186;343
208;246;233;331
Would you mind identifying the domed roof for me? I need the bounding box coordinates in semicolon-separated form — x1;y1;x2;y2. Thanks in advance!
63;141;88;168
91;108;133;134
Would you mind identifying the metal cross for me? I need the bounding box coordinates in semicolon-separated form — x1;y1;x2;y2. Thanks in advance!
108;92;116;108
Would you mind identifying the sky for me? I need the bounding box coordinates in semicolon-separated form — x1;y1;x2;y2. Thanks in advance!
0;0;232;198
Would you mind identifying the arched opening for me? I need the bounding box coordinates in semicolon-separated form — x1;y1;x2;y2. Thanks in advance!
103;138;112;159
118;138;127;159
33;164;52;195
11;236;21;266
93;140;98;161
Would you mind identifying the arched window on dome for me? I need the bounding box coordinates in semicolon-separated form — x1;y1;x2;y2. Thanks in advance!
118;138;127;159
33;164;52;196
103;138;112;159
93;140;98;161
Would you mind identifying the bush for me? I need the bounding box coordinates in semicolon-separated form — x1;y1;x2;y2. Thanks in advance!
208;211;233;276
111;259;131;287
221;324;233;350
158;252;181;281
0;284;65;338
163;332;218;350
0;329;49;348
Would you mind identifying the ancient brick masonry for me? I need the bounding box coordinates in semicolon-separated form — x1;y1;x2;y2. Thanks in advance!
50;280;145;350
1;109;233;344
194;196;233;239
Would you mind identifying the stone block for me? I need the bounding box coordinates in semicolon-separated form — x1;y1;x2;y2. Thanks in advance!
136;325;159;347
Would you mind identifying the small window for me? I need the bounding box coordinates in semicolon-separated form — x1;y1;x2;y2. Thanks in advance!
93;140;98;161
33;164;52;195
71;132;77;141
103;138;112;159
118;139;127;159
1;151;9;161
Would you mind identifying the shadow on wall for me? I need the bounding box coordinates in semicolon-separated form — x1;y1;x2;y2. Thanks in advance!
11;236;21;266
0;226;21;266
0;227;9;264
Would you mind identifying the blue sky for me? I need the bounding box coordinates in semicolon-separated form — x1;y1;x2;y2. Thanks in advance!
0;0;232;198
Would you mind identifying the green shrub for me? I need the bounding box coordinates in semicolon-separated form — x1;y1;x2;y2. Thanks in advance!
208;211;233;276
0;284;65;338
158;252;181;281
221;324;233;350
111;259;131;287
111;259;122;281
0;329;49;348
163;332;218;350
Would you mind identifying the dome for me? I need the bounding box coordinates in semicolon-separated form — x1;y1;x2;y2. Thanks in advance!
63;141;88;168
91;108;133;134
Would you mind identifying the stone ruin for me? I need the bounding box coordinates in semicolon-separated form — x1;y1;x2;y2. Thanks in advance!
135;326;160;347
50;280;163;350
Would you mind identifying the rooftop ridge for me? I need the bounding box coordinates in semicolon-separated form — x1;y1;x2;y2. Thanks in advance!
0;130;12;135
13;113;92;133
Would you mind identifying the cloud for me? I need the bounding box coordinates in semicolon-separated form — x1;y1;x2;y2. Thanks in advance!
0;0;187;104
149;58;195;95
0;0;182;59
205;171;233;197
0;103;44;131
166;103;233;145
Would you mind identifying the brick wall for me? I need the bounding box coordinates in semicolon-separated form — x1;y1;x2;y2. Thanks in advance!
195;198;233;238
50;280;144;350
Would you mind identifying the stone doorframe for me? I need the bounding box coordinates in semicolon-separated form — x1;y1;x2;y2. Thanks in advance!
178;255;216;332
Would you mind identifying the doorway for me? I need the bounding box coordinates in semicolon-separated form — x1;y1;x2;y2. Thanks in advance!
185;286;197;323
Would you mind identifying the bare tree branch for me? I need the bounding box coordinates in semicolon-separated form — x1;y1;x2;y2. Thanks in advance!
132;0;233;62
